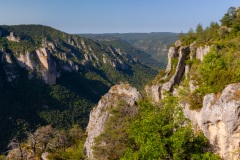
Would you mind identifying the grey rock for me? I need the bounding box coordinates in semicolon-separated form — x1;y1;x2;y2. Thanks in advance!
185;65;190;79
7;32;20;42
183;83;240;159
145;84;162;103
162;46;190;92
84;84;141;160
196;46;210;61
190;41;197;60
16;48;57;84
165;47;178;73
175;40;182;47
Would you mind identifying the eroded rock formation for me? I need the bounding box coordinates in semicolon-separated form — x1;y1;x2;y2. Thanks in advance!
145;41;190;101
84;83;141;160
6;32;20;42
15;48;58;84
145;40;240;159
183;83;240;159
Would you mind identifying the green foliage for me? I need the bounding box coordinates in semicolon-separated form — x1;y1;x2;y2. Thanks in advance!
7;125;86;160
181;28;196;45
121;97;219;160
0;70;93;153
96;39;162;69
0;155;6;160
93;100;138;160
220;7;236;27
48;125;86;160
197;48;240;95
0;24;158;153
80;32;179;69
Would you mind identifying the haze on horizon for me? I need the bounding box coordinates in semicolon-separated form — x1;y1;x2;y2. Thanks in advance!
0;0;240;34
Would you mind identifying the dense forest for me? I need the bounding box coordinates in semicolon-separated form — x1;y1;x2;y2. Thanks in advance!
80;32;179;69
0;24;157;158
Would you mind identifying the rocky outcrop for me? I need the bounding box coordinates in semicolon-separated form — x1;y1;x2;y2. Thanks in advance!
165;47;178;73
145;84;162;103
146;41;190;100
102;54;129;70
175;40;182;47
35;48;57;84
183;83;240;160
146;39;240;159
189;42;210;61
162;46;190;92
7;32;20;42
16;48;57;84
196;46;210;61
84;83;141;160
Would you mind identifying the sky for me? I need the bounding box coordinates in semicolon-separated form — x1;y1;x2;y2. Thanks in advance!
0;0;240;34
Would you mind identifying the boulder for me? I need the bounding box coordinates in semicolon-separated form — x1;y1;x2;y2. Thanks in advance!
175;40;182;47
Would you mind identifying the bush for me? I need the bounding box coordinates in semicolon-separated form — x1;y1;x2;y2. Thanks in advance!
121;97;219;159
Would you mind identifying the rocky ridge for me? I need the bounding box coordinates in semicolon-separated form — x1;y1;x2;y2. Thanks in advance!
0;26;151;87
83;38;240;159
145;40;240;159
84;83;141;160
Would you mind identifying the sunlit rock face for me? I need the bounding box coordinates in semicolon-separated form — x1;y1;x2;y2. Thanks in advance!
183;83;240;160
84;83;141;160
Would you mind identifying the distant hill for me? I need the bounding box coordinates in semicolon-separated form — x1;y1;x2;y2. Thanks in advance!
0;25;157;152
79;32;179;69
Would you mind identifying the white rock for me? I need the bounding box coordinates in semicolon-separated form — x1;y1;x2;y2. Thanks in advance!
84;84;141;160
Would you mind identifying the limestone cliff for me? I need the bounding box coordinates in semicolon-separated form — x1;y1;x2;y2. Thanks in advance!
145;40;240;159
15;48;58;84
145;43;190;102
0;25;153;86
84;83;141;160
183;83;240;159
7;32;20;42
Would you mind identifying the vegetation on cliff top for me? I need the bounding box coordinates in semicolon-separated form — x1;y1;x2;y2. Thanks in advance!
177;7;240;109
93;96;220;160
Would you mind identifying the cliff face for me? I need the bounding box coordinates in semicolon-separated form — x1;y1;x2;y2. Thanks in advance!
145;40;240;159
145;43;191;102
183;83;240;159
84;83;141;160
0;26;156;87
14;47;58;84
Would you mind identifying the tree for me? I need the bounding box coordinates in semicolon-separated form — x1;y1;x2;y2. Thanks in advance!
196;24;205;42
35;125;55;153
7;138;28;160
51;130;69;152
93;100;138;160
181;28;196;45
228;6;236;17
220;6;236;27
122;97;220;160
26;125;55;155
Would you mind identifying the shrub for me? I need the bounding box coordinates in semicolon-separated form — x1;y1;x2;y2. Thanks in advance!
121;97;219;159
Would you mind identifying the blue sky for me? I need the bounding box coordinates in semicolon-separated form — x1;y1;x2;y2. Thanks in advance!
0;0;240;33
